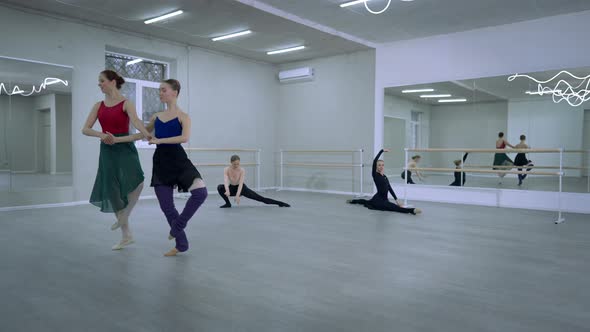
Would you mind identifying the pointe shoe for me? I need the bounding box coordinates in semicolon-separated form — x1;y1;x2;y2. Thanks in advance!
346;199;353;204
110;221;122;231
112;238;134;250
168;234;174;240
164;248;179;257
413;208;422;215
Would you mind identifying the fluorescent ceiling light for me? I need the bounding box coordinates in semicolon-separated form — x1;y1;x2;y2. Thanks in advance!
144;10;183;24
126;58;143;66
212;30;252;41
267;46;305;55
402;88;434;93
438;98;467;103
340;0;369;8
420;94;451;98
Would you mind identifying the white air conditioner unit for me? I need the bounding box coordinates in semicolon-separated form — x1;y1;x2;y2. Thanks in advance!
278;67;314;83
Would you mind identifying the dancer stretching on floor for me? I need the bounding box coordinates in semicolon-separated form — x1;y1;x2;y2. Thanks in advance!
218;155;290;208
348;149;421;215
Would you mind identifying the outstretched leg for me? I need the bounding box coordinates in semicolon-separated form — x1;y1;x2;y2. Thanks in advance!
240;185;290;207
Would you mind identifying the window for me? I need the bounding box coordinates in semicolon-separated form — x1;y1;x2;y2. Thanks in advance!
105;53;168;148
410;111;422;149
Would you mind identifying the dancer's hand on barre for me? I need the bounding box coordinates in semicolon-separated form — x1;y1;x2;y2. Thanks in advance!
383;148;390;153
101;132;115;145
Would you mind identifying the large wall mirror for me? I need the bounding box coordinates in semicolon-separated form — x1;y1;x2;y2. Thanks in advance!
383;67;590;193
0;56;73;206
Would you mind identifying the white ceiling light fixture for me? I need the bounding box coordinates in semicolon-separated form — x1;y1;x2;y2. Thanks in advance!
144;10;183;25
267;46;305;55
402;88;434;93
438;98;467;103
212;30;252;41
420;94;451;98
126;58;143;66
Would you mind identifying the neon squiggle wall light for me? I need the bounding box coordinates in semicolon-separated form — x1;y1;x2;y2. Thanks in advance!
364;0;392;14
0;77;69;97
508;71;590;107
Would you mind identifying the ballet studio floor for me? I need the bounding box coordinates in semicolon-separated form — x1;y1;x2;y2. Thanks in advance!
1;191;589;332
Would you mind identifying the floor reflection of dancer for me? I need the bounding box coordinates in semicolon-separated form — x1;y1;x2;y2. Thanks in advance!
348;149;421;215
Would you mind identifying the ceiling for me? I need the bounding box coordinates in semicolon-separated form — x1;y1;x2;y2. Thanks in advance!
386;66;590;106
0;0;369;64
0;57;72;95
253;0;590;43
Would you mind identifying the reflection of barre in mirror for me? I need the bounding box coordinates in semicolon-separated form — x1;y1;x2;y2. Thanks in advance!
508;71;590;107
0;77;69;96
279;149;364;196
401;148;590;224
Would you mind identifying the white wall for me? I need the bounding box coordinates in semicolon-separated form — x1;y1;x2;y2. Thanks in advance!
55;94;72;173
375;10;590;158
429;101;508;168
277;50;375;193
584;110;590;177
507;98;585;176
0;5;279;204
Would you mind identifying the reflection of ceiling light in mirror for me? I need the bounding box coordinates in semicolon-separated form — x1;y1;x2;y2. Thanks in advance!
525;90;562;95
126;58;143;66
212;30;252;41
144;10;183;24
420;94;451;98
508;71;590;107
438;99;467;103
402;88;434;93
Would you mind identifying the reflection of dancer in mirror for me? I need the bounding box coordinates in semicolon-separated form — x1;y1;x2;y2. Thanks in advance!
146;79;207;257
493;132;514;184
217;155;290;208
450;153;469;186
514;135;533;186
401;155;423;184
348;149;421;215
82;70;151;250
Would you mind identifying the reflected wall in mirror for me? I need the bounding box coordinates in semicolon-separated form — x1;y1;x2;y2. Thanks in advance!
383;67;590;193
0;56;73;196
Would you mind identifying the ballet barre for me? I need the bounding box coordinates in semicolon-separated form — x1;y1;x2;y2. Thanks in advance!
279;149;364;195
185;148;261;191
403;147;583;224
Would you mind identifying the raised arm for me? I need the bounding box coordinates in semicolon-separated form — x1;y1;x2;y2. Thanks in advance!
462;152;469;163
373;149;385;175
